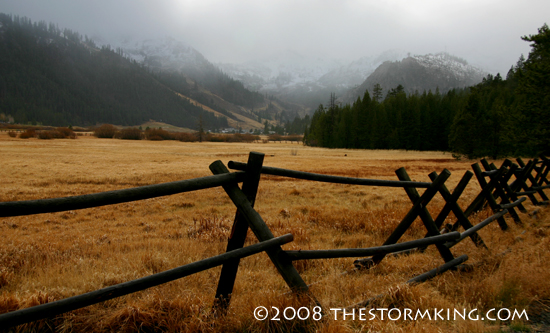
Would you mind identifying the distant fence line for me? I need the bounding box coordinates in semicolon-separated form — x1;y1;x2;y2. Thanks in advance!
0;151;547;329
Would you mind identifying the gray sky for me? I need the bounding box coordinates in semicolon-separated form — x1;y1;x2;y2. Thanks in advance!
1;0;548;74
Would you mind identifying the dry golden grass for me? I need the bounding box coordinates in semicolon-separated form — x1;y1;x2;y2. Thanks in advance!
1;133;549;332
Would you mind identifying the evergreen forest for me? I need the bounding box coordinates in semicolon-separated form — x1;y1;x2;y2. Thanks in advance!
305;24;550;158
0;14;230;130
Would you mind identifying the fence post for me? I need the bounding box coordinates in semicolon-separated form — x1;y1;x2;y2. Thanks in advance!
208;161;314;300
430;171;472;229
492;162;527;213
355;169;451;268
517;158;550;203
427;171;487;248
463;166;505;218
213;152;264;314
513;159;544;205
394;168;455;262
479;160;522;225
536;155;550;187
471;163;509;230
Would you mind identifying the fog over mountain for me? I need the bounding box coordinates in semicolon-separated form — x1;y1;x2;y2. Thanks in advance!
93;33;483;110
1;0;547;76
217;50;409;92
2;0;549;114
217;49;411;108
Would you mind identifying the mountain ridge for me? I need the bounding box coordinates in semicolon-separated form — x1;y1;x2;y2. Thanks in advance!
339;52;487;104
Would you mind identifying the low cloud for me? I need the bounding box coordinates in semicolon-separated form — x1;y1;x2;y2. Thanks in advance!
1;0;548;73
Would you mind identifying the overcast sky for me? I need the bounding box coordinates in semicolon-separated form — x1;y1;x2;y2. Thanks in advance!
1;0;548;74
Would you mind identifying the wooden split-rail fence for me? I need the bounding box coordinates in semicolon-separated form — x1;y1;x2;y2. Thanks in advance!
0;152;548;328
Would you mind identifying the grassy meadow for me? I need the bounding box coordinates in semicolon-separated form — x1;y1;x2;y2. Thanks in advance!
0;133;549;332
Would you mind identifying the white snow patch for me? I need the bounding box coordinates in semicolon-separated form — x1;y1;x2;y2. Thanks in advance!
413;52;485;80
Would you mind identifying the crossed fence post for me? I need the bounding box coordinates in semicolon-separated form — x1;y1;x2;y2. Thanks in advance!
354;169;453;268
477;157;550;210
534;155;550;189
225;161;471;287
209;155;317;313
481;160;528;214
393;167;455;262
476;160;523;225
353;163;527;273
470;162;511;229
397;169;488;249
354;166;490;271
515;157;550;205
212;152;265;313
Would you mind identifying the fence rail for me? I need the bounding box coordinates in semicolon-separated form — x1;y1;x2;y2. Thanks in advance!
284;232;460;260
0;172;246;217
228;161;432;188
0;234;293;328
0;151;548;329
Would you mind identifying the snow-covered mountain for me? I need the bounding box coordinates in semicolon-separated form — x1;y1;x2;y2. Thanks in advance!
413;53;486;81
339;52;488;104
217;49;411;109
96;34;488;112
217;49;408;91
317;50;408;88
96;35;211;73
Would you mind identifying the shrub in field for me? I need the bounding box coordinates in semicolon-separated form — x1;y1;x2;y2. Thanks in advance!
37;129;79;140
56;127;77;139
94;124;118;138
208;135;226;142
243;133;260;142
268;134;282;142
225;133;260;142
7;131;16;138
226;133;244;142
18;129;36;139
117;128;142;140
173;132;197;142
38;130;56;139
145;128;174;141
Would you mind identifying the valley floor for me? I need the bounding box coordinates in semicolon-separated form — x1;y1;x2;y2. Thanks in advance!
0;134;548;332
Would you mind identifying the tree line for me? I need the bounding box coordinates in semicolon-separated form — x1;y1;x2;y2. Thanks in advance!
305;24;550;158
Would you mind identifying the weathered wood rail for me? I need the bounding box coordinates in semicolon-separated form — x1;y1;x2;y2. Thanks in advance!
0;152;547;328
0;234;294;328
0;172;247;217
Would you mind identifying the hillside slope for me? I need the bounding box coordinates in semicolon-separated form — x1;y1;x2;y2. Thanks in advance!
0;14;231;129
108;36;292;126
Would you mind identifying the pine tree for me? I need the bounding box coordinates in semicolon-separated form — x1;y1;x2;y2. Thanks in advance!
372;84;383;102
517;23;550;154
449;89;483;158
